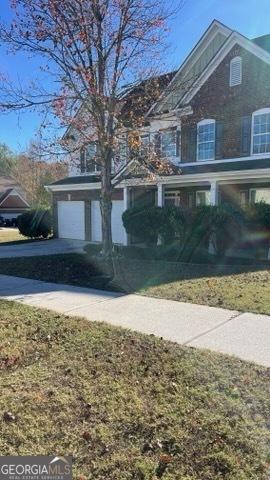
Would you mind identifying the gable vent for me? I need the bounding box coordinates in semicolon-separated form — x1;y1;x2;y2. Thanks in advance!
230;56;242;86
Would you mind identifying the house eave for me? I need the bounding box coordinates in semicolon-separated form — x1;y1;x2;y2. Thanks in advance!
119;168;270;187
47;167;270;192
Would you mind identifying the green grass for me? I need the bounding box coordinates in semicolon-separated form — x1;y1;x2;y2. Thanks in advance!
0;300;269;479
0;253;269;314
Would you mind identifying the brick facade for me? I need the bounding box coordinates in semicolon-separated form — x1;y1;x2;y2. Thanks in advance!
181;44;270;161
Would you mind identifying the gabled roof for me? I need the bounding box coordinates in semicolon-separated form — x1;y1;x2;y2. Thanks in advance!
148;20;232;116
0;175;21;193
179;30;270;107
112;157;181;184
252;34;270;53
0;176;28;204
0;187;30;208
120;71;176;125
149;20;270;115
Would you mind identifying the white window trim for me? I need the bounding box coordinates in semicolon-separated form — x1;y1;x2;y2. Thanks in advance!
197;119;216;161
81;144;101;175
229;56;242;87
196;190;211;206
249;187;270;204
251;108;270;156
164;190;181;206
160;129;177;158
139;134;150;156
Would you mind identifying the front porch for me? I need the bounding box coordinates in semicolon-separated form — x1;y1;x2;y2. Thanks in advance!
123;179;270;211
121;173;270;257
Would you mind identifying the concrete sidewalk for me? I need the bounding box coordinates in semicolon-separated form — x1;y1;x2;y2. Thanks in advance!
0;274;269;367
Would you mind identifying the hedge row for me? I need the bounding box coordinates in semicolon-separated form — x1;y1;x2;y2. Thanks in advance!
122;203;270;258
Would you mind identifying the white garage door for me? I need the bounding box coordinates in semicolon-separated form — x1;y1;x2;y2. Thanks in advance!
91;200;125;244
91;201;102;242
58;201;85;240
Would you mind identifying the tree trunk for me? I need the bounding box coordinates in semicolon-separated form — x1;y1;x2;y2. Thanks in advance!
100;154;113;262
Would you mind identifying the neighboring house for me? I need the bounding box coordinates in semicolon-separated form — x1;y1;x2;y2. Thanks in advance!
0;176;30;220
47;20;270;245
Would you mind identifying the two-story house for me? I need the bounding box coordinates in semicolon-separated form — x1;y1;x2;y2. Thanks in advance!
47;20;270;245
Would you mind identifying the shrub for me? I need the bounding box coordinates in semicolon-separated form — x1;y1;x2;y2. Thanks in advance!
243;202;270;257
159;206;187;245
17;209;52;238
245;202;270;231
122;205;163;246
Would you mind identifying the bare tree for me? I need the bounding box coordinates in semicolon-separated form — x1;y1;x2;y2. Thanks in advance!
13;143;68;208
0;0;179;258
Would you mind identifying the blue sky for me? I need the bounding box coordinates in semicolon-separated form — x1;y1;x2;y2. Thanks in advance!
0;0;270;153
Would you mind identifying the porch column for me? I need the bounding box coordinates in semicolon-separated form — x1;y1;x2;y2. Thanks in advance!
209;181;219;254
123;187;130;246
210;181;219;206
157;183;164;207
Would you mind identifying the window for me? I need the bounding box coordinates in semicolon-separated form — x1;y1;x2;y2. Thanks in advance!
139;134;150;157
239;191;247;207
252;108;270;154
164;191;181;207
80;144;100;173
160;129;177;157
230;56;242;87
188;192;194;209
196;190;210;206
250;188;270;204
197;120;215;161
119;138;128;163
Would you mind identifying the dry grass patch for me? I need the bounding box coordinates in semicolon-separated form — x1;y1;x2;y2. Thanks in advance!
0;300;269;479
0;228;25;244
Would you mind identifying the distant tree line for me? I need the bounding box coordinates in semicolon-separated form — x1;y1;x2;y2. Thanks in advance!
0;141;67;208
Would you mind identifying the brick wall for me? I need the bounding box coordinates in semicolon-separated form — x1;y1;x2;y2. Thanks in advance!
181;44;270;161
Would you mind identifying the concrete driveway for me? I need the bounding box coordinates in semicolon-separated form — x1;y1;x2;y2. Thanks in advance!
0;274;269;367
0;238;89;258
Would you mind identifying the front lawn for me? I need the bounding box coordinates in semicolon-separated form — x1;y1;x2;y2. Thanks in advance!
0;253;269;314
0;300;269;479
0;228;25;244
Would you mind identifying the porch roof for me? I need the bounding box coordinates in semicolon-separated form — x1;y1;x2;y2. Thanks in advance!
178;158;270;175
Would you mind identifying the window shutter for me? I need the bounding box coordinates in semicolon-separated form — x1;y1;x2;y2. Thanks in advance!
154;132;161;156
181;125;189;162
215;121;223;159
241;116;252;155
188;125;197;162
176;129;181;158
181;125;197;162
80;148;86;173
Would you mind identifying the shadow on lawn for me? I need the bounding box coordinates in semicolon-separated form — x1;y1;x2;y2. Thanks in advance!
0;251;269;298
109;256;270;294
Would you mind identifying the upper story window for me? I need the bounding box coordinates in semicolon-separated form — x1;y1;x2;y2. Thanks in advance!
139;134;150;157
80;143;101;174
119;138;128;163
230;56;242;87
160;129;177;157
252;108;270;154
197;119;215;161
